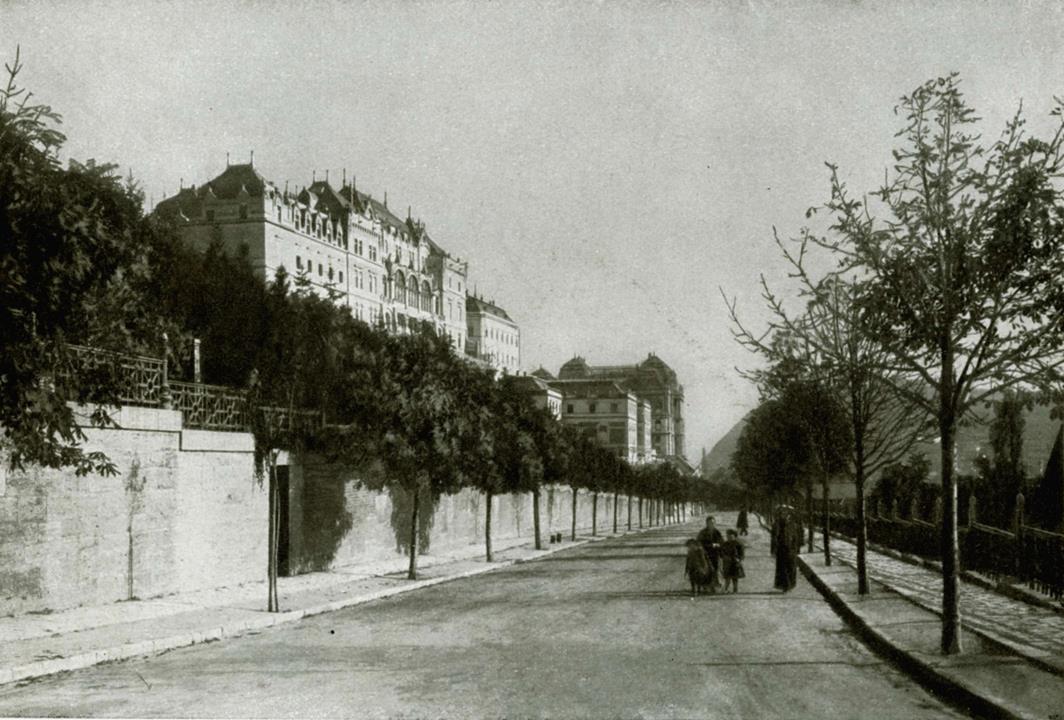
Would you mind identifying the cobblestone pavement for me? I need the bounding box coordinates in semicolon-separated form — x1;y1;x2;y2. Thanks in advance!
828;538;1064;659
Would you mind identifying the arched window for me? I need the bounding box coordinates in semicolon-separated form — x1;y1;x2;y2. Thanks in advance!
407;275;418;309
421;281;432;314
395;271;406;305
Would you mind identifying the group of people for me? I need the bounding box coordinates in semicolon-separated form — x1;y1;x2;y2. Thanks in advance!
683;513;746;595
683;506;802;595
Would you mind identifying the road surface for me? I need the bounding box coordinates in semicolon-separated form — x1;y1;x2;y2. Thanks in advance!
0;513;962;718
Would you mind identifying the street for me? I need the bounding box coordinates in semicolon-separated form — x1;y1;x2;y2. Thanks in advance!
0;514;962;718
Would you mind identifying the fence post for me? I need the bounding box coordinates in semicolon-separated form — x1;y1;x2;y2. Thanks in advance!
890;498;899;520
193;338;202;384
968;493;977;529
1013;491;1025;534
910;495;920;522
933;496;943;526
160;333;172;410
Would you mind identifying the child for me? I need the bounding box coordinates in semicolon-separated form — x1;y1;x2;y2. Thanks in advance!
720;529;745;593
684;539;713;595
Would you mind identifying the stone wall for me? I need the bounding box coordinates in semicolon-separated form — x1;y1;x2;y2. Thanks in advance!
284;455;638;574
1;409;652;616
0;407;265;616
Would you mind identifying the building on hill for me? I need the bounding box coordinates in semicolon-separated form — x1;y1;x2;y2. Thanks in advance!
505;374;562;419
556;353;685;462
466;294;521;375
546;378;651;463
154;161;469;353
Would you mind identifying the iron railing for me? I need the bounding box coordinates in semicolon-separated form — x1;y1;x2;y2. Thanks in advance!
62;344;165;407
828;510;1064;602
170;381;250;432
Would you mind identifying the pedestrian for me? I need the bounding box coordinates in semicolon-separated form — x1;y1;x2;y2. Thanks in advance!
696;515;723;592
737;507;749;536
720;528;745;593
771;505;799;592
684;539;712;595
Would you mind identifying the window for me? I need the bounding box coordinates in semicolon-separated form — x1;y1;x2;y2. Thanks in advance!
589;402;597;413
611;402;619;413
328;267;334;280
318;264;323;276
239;204;248;220
206;209;215;222
276;207;282;221
296;255;302;269
566;404;574;414
339;271;344;283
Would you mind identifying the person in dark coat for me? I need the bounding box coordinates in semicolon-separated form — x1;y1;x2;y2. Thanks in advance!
771;506;800;592
696;515;724;592
684;539;713;595
720;529;745;593
737;508;749;536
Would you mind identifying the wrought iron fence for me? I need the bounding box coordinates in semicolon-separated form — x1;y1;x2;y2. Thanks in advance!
828;511;1064;602
170;381;250;432
62;344;164;407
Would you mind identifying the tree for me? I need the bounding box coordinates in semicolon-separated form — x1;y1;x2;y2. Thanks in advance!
813;75;1064;653
871;453;931;518
972;390;1029;528
1;50;174;476
327;323;471;580
728;267;928;592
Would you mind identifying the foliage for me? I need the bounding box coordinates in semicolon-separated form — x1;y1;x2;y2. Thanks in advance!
870;453;931;518
972;391;1029;527
1;49;175;475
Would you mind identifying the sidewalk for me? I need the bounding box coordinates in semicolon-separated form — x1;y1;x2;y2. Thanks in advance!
800;536;1064;719
0;529;628;688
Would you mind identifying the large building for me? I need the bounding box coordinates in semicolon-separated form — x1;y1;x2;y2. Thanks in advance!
547;378;648;463
555;354;685;462
155;162;470;352
465;294;521;375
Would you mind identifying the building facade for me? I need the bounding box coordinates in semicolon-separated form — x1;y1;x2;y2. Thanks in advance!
155;163;469;352
465;295;521;375
547;379;644;463
556;353;685;462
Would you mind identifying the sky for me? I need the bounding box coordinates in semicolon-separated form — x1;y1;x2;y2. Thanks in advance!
4;0;1064;463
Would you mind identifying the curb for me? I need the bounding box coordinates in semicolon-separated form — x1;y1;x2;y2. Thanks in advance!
798;555;1039;720
2;526;669;688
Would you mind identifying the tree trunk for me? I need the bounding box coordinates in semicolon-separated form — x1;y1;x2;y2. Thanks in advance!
638;496;643;528
855;433;869;595
806;478;814;553
627;495;632;530
407;485;420;580
822;470;831;566
592;493;599;536
267;457;279;612
485;489;494;562
571;486;578;541
533;488;542;550
940;370;962;654
613;492;619;534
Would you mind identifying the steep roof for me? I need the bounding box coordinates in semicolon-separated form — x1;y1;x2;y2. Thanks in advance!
466;295;514;323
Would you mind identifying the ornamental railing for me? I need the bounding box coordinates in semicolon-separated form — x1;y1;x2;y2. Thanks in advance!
62;343;325;435
62;344;164;407
170;381;249;432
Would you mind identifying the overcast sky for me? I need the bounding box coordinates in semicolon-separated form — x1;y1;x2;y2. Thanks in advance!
4;0;1064;462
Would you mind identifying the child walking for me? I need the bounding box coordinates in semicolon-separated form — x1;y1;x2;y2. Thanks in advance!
720;529;745;593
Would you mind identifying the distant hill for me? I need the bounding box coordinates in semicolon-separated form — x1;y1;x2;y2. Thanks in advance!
700;414;748;481
698;401;1062;488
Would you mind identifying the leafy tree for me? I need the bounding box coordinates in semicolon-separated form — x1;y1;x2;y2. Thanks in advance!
871;453;932;519
972;391;1029;528
326;323;471;579
1;50;173;475
812;76;1064;653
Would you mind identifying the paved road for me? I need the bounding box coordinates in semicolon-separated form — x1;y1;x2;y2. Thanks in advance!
0;514;962;718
